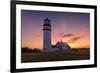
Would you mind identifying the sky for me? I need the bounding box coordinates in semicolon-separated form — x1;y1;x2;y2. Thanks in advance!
21;10;90;49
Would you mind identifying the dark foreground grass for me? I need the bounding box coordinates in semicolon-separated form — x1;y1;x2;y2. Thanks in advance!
21;48;90;63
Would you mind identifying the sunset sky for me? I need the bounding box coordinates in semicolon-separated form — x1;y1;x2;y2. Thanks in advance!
21;10;90;49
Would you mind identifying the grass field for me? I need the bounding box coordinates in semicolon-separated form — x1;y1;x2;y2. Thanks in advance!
21;48;90;63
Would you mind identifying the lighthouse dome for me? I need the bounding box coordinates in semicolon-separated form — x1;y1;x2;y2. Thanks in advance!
44;18;50;22
43;18;51;27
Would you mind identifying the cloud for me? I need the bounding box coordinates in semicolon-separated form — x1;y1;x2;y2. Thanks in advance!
59;32;85;43
67;41;75;43
69;36;83;42
35;35;40;37
60;33;75;38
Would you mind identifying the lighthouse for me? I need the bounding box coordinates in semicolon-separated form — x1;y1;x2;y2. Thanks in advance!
43;18;52;51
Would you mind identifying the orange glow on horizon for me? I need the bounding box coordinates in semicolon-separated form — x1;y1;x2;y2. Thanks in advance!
22;36;90;49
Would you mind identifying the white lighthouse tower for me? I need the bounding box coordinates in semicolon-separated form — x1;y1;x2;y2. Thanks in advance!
43;18;52;52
